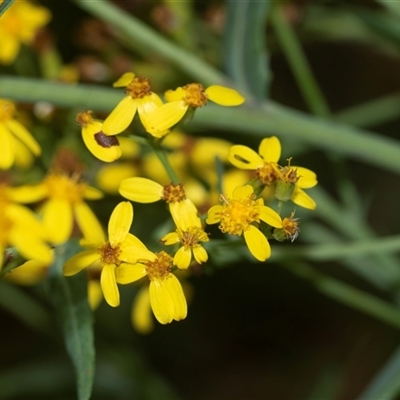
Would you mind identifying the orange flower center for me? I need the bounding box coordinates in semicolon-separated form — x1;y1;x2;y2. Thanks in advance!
256;162;279;185
44;173;85;204
145;251;172;281
177;226;209;249
0;100;15;121
218;194;260;235
282;213;300;242
182;83;208;108
125;77;152;98
99;241;121;265
76;111;94;127
162;183;186;203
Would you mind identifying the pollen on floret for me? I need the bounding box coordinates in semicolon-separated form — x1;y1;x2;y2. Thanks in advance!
183;83;208;108
177;226;209;249
218;193;260;236
44;173;85;204
256;162;279;185
99;241;121;265
145;251;173;281
162;183;186;203
125;77;152;98
76;111;94;127
282;212;300;242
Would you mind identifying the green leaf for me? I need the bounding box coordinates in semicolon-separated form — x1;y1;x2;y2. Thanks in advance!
0;0;14;18
48;241;95;400
224;0;270;99
358;345;400;400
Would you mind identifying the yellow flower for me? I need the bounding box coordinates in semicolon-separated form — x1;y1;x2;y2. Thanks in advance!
116;249;187;325
146;83;245;136
206;185;282;261
161;202;209;269
13;172;103;245
0;99;41;169
228;136;318;209
0;0;51;64
0;183;53;270
102;72;164;136
63;201;145;307
76;111;122;163
119;177;198;225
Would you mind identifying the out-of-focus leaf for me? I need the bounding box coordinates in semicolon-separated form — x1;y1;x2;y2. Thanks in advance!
224;0;270;99
48;241;95;400
358;344;400;400
0;0;14;18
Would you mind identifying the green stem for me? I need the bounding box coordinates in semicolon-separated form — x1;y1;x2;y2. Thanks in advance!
270;5;331;117
72;0;228;87
149;140;180;185
2;77;400;175
284;261;400;330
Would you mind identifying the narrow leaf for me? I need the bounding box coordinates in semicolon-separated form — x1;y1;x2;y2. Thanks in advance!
48;241;95;400
0;0;14;18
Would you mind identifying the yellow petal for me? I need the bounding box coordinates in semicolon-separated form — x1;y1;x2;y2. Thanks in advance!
205;85;245;106
74;202;105;246
193;246;208;264
131;286;153;334
232;184;254;199
136;93;163;125
294;167;318;189
164;87;186;102
0;35;20;65
83;186;104;200
169;199;199;230
41;198;73;244
82;123;121;162
291;187;316;210
108;201;133;246
5;256;50;286
63;250;100;276
259;206;283;228
6;204;46;238
96;163;138;194
161;232;180;246
120;246;156;263
121;233;149;251
243;225;271;261
5;119;41;155
6;184;47;203
113;72;135;87
206;205;223;224
228;145;263;170
119;177;163;203
115;263;147;284
145;101;188;136
174;246;192;269
88;280;103;310
101;264;120;307
102;97;137;135
149;275;187;324
258;136;281;163
0;123;14;169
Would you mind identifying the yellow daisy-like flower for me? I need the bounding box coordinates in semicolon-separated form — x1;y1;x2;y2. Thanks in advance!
228;136;318;210
119;177;198;225
206;185;282;261
0;0;51;64
102;72;164;136
116;248;187;325
12;172;103;245
146;83;245;135
161;202;209;269
0;99;41;169
0;183;53;270
63;201;144;307
76;111;122;163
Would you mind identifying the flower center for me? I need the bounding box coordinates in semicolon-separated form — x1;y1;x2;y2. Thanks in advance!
182;83;208;108
44;173;85;204
125;77;152;98
218;194;260;235
177;226;209;249
76;111;94;127
145;251;172;281
162;183;186;203
256;162;279;185
282;213;300;242
0;100;15;121
99;241;121;265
